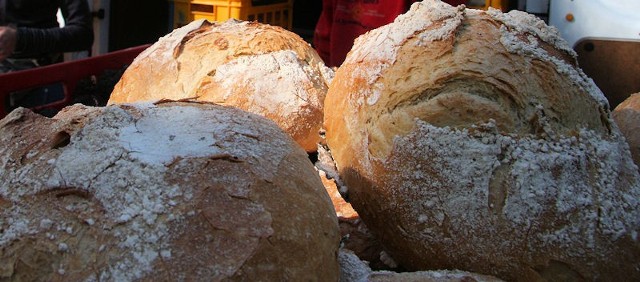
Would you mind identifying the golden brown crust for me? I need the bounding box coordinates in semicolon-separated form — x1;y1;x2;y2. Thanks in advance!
109;20;333;152
326;5;608;164
324;1;640;280
0;103;340;281
614;93;640;168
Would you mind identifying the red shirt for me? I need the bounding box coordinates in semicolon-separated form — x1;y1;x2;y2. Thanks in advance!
314;0;466;67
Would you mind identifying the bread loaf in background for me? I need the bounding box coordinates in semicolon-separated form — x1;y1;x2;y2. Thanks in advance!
338;250;504;282
324;0;640;280
0;102;340;281
108;20;334;152
614;93;640;169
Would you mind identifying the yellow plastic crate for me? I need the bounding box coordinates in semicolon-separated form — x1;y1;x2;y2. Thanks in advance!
465;0;509;11
189;0;292;30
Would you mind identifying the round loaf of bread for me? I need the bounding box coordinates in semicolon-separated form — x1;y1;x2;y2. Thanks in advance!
324;1;640;280
339;250;504;282
613;93;640;168
108;20;333;152
0;102;339;281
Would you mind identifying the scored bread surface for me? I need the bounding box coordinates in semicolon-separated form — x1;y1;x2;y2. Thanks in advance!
109;20;334;152
0;102;340;281
324;1;640;280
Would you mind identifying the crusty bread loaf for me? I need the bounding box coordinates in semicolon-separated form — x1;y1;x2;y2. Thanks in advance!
614;93;640;168
367;270;504;282
324;1;640;280
108;20;333;152
0;102;340;281
339;250;504;282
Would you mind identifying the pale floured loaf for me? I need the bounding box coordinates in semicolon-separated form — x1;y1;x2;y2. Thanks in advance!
613;93;640;168
0;102;340;281
108;20;334;152
324;0;640;280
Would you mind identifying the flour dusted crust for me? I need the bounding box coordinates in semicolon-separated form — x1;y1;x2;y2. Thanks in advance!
338;250;504;282
0;103;339;281
367;270;504;282
324;1;640;280
614;93;640;168
108;20;333;152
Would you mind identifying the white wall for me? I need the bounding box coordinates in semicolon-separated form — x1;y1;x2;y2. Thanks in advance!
549;0;640;47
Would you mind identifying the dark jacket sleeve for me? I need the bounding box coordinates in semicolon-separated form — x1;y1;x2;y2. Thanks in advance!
14;0;94;55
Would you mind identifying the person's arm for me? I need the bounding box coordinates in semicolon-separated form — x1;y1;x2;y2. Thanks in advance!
0;26;17;60
14;0;93;55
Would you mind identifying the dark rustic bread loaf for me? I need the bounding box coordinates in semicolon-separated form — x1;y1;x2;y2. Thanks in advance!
0;102;340;281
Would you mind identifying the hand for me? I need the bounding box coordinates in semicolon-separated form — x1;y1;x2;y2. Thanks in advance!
0;26;17;61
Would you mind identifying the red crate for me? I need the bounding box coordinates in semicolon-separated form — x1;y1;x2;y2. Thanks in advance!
0;45;150;118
